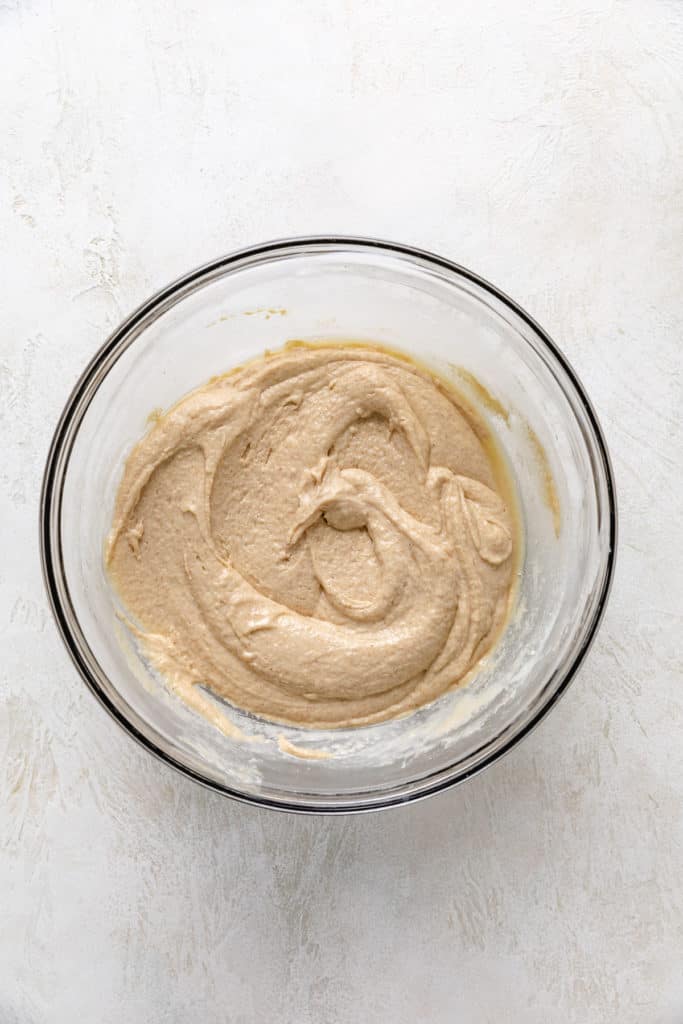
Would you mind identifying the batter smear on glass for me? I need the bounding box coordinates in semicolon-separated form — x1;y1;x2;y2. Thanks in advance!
107;344;517;729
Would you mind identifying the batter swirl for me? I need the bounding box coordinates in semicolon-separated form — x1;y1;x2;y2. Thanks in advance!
107;345;516;729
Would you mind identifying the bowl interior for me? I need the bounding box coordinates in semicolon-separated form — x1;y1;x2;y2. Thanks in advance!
47;240;614;810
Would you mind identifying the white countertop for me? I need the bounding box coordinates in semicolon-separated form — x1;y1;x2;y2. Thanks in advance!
2;2;681;1021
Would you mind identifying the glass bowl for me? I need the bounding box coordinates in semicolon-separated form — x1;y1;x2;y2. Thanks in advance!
41;237;617;813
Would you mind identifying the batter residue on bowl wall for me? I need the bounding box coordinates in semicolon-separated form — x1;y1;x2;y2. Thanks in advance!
106;343;518;730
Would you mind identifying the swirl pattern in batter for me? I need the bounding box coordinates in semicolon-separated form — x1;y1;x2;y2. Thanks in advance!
107;344;516;729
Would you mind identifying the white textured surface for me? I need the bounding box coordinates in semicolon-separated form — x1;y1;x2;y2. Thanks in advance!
1;1;682;1020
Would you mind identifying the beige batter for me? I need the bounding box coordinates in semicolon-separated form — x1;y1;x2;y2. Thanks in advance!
107;344;517;730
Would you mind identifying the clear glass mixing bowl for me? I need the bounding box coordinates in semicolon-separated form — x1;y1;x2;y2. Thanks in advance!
41;237;616;813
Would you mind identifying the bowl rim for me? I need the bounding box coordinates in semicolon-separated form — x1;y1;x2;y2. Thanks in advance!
40;234;618;814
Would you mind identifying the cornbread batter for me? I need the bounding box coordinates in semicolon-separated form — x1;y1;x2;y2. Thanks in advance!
107;345;516;729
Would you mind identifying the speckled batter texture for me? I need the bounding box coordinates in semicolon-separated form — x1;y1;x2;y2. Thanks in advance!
106;344;516;729
5;1;683;1017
